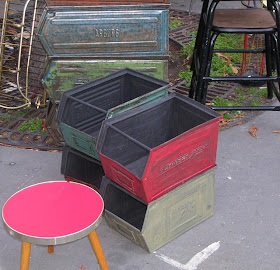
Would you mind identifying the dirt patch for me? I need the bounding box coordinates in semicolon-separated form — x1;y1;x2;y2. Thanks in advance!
168;39;186;86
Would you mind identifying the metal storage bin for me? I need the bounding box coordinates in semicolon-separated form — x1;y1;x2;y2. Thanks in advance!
41;57;168;102
46;0;170;5
45;100;64;143
61;145;104;189
97;93;221;203
37;6;169;57
100;167;215;253
56;68;170;160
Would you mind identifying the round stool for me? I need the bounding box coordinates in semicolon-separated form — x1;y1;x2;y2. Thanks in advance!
2;181;109;270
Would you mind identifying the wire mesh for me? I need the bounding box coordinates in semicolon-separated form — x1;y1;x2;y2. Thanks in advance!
0;0;46;109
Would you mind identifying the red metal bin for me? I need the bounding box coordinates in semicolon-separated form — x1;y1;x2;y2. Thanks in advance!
97;93;222;203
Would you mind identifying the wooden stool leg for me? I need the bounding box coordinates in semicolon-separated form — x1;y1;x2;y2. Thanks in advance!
88;230;109;270
20;242;31;270
48;245;54;253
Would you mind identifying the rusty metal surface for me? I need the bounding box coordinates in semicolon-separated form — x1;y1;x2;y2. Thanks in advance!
170;80;238;103
41;57;169;101
37;6;169;57
169;12;200;46
46;0;170;5
0;104;62;151
0;10;238;150
45;100;64;143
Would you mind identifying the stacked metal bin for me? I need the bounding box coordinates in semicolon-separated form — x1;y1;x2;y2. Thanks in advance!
37;0;170;142
97;93;221;201
39;0;222;252
95;92;222;252
100;168;216;253
56;68;170;188
56;70;222;251
61;145;104;189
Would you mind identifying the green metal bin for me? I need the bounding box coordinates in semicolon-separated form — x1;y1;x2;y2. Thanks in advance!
100;167;216;253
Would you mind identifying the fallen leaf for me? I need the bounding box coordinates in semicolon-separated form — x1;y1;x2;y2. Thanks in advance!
15;31;30;40
249;124;259;138
273;130;280;134
231;66;239;74
215;52;231;62
41;119;47;131
80;265;86;270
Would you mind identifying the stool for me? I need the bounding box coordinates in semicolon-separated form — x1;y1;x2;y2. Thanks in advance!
2;181;109;270
189;0;280;111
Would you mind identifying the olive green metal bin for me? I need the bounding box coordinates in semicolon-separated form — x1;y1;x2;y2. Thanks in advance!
100;167;215;253
41;57;169;102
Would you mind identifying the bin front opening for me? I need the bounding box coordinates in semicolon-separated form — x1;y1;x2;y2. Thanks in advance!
104;181;147;230
101;96;219;178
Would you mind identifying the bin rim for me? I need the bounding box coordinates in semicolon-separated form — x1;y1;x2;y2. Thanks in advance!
98;92;221;127
96;92;222;153
62;68;169;96
56;68;170;122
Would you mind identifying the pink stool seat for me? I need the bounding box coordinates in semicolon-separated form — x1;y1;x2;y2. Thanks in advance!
2;181;104;245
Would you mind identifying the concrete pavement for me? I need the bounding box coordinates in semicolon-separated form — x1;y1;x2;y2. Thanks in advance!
1;103;280;270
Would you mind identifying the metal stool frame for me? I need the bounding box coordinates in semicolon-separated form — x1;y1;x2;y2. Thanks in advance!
189;0;280;111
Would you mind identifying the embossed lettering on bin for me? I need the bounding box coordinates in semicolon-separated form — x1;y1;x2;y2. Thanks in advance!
100;167;215;253
37;6;169;57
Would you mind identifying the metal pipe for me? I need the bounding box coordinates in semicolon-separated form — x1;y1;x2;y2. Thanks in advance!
211;106;280;111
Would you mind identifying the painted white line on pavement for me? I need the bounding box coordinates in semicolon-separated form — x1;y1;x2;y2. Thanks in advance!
155;241;220;270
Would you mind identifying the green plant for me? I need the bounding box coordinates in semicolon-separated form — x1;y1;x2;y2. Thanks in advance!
210;54;235;77
236;92;246;101
11;109;30;117
212;96;245;121
178;66;193;87
169;19;184;29
178;32;242;83
250;98;261;106
247;88;258;95
223;112;234;120
18;118;47;133
0;114;11;121
233;87;246;101
258;88;268;98
181;33;197;57
212;96;241;107
214;34;242;63
248;87;267;98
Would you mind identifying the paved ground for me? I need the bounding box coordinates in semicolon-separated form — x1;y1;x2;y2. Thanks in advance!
1;102;280;270
170;0;247;13
1;1;280;270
